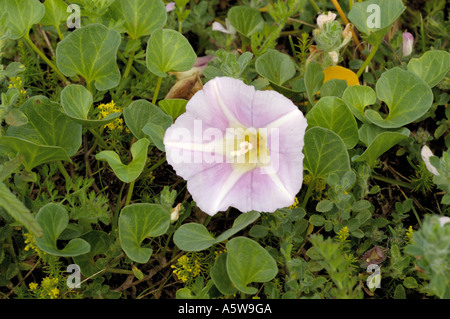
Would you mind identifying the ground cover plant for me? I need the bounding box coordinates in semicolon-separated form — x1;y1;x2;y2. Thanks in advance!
0;0;449;300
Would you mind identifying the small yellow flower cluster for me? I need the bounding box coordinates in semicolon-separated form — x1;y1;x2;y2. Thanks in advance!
288;197;299;209
303;174;328;201
337;226;350;242
8;76;27;95
214;248;227;260
171;254;203;283
23;232;46;258
97;100;125;131
405;225;414;244
28;276;60;299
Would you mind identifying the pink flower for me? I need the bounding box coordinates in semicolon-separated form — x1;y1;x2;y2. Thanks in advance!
164;77;307;216
402;31;414;57
166;2;175;12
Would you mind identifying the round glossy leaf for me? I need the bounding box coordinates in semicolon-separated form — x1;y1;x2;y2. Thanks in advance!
306;96;359;149
108;0;167;39
56;24;122;91
226;237;278;295
365;68;433;128
34;203;91;257
146;29;197;77
119;203;170;263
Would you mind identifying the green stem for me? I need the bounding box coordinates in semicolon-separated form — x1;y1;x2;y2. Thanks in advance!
301;178;316;208
372;174;413;190
88;127;108;149
125;180;135;207
123;50;135;81
105;267;134;275
55;24;64;41
308;0;321;13
24;33;68;84
56;160;71;182
152;76;163;105
112;182;126;237
356;41;381;78
148;156;166;173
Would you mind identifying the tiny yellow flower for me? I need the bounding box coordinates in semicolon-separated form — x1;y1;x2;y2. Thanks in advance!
288;197;299;209
405;225;414;243
337;226;350;241
29;282;38;291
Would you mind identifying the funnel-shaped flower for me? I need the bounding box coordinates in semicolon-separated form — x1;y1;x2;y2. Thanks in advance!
164;77;307;216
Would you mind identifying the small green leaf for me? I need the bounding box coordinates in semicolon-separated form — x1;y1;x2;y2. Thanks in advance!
306;96;358;149
41;0;70;28
305;62;324;105
72;231;111;277
142;112;173;152
108;0;167;39
0;0;44;40
0;182;43;237
393;284;406;299
403;277;418;289
34;203;90;257
320;79;347;98
365;68;433;128
255;49;296;86
210;253;238;296
303;127;351;181
309;214;326;226
407;50;450;88
316;200;333;213
146;29;197;77
355;124;410;166
95;138;150;183
158;99;187;120
61;84;121;127
118;203;170;263
227;6;264;38
226;237;278;294
342;85;377;123
56;24;122;91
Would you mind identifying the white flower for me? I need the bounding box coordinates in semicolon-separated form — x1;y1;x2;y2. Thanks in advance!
439;216;450;227
170;203;181;223
317;12;337;29
328;51;339;64
421;145;439;176
212;19;236;35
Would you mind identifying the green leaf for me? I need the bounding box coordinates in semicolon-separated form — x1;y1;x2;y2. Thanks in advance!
173;211;260;251
95;138;150;183
320;79;347;98
403;277;418;289
0;182;43;237
0;137;71;171
118;203;170;263
393;284;406;299
5;96;82;157
348;0;406;45
61;84;121;128
227;6;264;38
146;29;197;78
316;200;334;213
305;62;324;105
342;85;377;123
0;0;45;40
309;214;326;226
142;111;173;152
306;96;358;149
108;0;167;39
365;68;433;128
255;49;295;86
158;99;187;120
41;0;70;28
226;237;278;294
72;230;111;277
355;124;410;166
56;24;122;91
211;253;238;296
407;50;450;88
34;203;91;257
303;127;351;181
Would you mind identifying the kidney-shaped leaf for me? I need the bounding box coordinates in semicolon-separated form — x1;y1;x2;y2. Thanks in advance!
95;138;150;183
355;124;410;166
407;50;450;88
303;127;351;181
108;0;167;39
227;6;264;38
119;203;170;263
342;85;377;123
0;0;44;40
306;96;359;149
365;68;433;128
34;203;91;257
146;29;197;78
255;49;296;86
72;230;111;277
226;237;278;295
6;96;82;157
305;62;324;105
41;0;70;29
56;24;121;91
61;84;121;127
211;253;238;296
123;99;164;140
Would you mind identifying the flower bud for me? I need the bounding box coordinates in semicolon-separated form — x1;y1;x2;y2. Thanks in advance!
402;31;414;57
